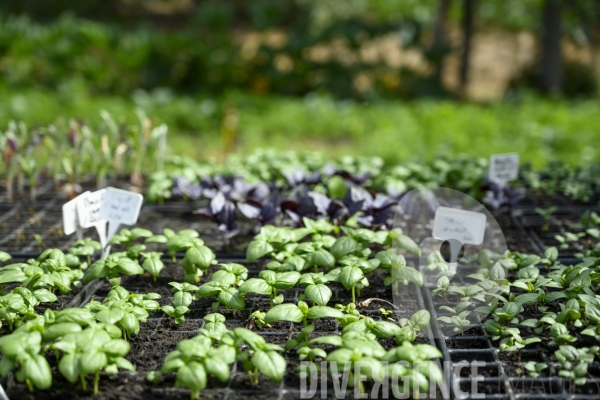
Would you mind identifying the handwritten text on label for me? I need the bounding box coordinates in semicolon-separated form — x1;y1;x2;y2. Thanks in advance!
99;188;143;225
432;207;486;245
77;190;107;229
489;153;519;184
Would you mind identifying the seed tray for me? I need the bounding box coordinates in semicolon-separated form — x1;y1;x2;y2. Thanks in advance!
417;209;600;400
3;255;438;400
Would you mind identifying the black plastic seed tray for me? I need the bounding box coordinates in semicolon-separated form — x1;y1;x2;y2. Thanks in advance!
2;255;438;400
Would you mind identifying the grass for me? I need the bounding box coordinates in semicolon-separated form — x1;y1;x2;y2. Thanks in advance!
1;85;598;167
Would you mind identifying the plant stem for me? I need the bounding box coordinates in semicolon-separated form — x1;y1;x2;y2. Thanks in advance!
26;379;33;392
352;286;356;304
94;370;99;394
314;265;318;274
80;374;87;391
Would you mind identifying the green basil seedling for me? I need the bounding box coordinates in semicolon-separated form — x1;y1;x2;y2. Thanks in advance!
0;331;51;392
227;327;286;384
140;252;165;282
146;228;205;262
148;334;236;399
199;313;228;342
109;228;153;250
53;326;135;394
239;270;300;306
0;249;84;294
68;238;101;264
85;286;160;338
197;281;245;313
299;272;332;306
84;253;143;287
210;263;248;287
182;245;216;283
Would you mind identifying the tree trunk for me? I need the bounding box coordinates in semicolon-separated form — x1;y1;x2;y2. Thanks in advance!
433;0;452;83
459;0;474;90
540;0;562;94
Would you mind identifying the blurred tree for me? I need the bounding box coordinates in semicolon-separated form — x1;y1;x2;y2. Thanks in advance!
569;0;600;81
540;0;562;94
432;0;452;84
459;0;474;91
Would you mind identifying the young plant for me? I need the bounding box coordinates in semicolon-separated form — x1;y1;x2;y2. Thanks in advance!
264;301;344;327
0;331;51;392
535;206;556;231
85;286;160;339
555;232;585;250
69;238;101;264
0;287;57;330
397;310;431;343
140;252;165;282
53;325;135;394
199;313;228;342
108;228;153;250
147;334;236;399
299;272;332;306
239;270;301;307
83;252;144;286
196;281;245;313
161;282;198;324
250;310;271;330
210;263;248;287
523;361;547;378
555;345;599;386
375;250;423;293
0;249;84;294
224;327;286;384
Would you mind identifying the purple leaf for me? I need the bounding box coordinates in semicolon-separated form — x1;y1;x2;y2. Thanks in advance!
211;192;226;214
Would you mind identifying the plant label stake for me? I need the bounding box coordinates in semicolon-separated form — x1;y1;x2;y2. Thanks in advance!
62;196;83;240
489;153;519;186
99;187;144;258
432;207;486;271
77;189;108;250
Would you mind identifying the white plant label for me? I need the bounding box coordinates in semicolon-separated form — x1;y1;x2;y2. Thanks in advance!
62;197;81;238
489;153;519;185
76;189;109;249
77;190;106;229
432;207;486;245
99;187;144;243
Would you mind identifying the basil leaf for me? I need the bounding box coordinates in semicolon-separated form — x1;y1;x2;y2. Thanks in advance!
58;353;80;383
264;303;305;323
307;306;344;320
252;350;285;382
210;270;236;287
218;288;245;311
247;241;274;263
396;235;421;256
410;310;430;330
173;291;193;307
176;361;207;391
339;265;364;290
305;284;332;306
273;272;301;290
186;246;215;269
308;249;335;269
197;282;222;298
204;357;230;382
371;321;402;338
79;350;108;375
239;278;272;296
24;354;52;389
330;237;357;259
